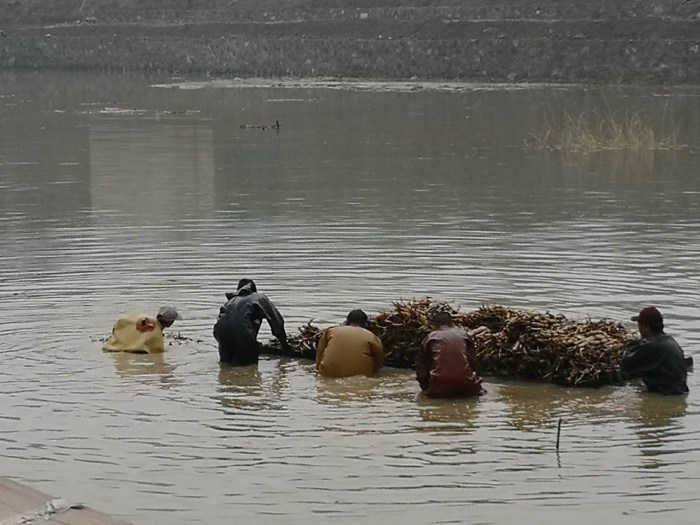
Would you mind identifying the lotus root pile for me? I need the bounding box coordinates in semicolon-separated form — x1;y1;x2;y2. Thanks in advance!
270;299;634;387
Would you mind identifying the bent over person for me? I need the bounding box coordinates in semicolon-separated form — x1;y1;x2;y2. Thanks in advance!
316;309;384;378
103;306;182;354
621;306;689;395
214;279;288;366
416;312;484;398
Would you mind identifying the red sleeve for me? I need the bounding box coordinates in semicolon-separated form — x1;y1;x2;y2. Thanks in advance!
416;337;432;391
464;335;477;370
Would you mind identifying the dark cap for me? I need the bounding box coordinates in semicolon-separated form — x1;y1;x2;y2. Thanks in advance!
157;306;182;323
631;306;663;325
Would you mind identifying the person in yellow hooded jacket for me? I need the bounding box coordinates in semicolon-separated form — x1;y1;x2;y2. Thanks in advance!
316;309;384;378
103;306;182;354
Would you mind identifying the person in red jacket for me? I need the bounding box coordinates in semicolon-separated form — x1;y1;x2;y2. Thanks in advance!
416;312;485;398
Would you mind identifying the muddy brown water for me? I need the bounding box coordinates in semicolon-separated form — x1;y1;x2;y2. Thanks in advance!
1;71;699;524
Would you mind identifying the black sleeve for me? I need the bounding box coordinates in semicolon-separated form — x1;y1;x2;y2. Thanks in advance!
257;294;287;344
620;340;663;379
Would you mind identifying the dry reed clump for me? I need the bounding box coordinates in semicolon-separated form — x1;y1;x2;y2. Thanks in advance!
528;111;677;152
265;299;635;387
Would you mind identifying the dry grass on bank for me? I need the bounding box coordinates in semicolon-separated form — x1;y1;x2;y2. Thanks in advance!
527;111;677;153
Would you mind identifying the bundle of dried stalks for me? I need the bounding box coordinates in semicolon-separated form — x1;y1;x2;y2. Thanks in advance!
264;299;634;387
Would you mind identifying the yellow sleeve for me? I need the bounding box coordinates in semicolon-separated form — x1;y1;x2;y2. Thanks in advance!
371;335;384;370
316;329;329;370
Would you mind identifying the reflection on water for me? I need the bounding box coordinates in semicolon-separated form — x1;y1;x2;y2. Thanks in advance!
314;373;396;406
633;393;688;430
633;394;688;469
217;364;263;409
499;382;601;430
110;352;179;389
416;396;480;433
1;71;700;524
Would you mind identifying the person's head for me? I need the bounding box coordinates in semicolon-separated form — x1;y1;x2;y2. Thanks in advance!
156;306;182;329
631;306;664;337
432;311;454;329
224;279;257;301
345;309;369;328
237;278;257;293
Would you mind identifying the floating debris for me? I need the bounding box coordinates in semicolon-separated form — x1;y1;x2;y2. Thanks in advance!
98;107;148;115
92;332;203;345
156;109;201;116
240;120;280;130
170;332;204;344
264;299;635;387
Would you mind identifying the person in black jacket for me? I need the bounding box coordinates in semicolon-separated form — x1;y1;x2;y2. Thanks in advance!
214;279;289;365
621;306;689;395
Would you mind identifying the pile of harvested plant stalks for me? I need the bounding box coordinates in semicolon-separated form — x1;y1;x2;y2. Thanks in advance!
264;299;636;387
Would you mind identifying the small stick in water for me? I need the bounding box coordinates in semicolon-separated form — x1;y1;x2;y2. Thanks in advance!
556;418;563;450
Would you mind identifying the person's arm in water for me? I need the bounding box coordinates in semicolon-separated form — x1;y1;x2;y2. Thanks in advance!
464;334;477;370
415;336;432;391
316;329;330;370
258;294;289;349
370;334;384;371
620;339;664;379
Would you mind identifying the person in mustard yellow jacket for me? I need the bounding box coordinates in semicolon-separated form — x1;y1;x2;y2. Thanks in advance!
316;309;384;378
103;306;182;354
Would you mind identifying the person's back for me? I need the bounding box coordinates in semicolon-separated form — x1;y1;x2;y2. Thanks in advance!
214;279;288;365
316;309;384;378
316;325;384;378
103;307;181;354
621;306;688;396
103;313;164;354
621;332;688;395
417;313;484;398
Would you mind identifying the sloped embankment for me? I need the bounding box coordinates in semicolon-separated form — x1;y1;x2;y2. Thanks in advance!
1;0;699;83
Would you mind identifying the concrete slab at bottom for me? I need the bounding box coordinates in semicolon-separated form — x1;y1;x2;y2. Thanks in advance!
0;477;132;525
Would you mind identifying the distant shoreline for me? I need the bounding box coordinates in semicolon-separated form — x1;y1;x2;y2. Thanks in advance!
150;77;700;93
1;1;699;84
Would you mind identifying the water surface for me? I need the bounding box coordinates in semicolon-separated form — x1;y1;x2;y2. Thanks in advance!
1;71;699;524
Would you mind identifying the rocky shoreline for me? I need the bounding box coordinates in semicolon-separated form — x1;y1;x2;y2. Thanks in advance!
1;0;699;84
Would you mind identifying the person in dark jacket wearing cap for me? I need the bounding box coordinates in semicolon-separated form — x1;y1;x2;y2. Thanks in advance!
416;312;485;398
214;279;289;366
621;306;689;395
